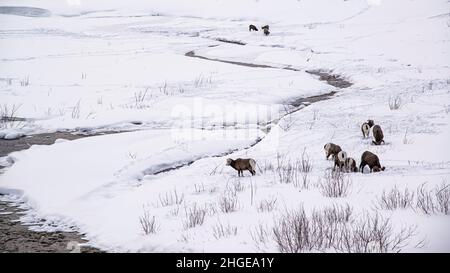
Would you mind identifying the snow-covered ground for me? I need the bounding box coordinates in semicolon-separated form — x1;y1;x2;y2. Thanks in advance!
0;0;449;252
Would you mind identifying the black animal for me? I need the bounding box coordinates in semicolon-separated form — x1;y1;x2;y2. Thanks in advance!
261;25;269;30
226;158;256;177
324;143;342;160
344;157;358;172
334;151;347;171
361;119;375;138
249;24;258;31
359;151;385;173
263;28;270;36
372;125;385;145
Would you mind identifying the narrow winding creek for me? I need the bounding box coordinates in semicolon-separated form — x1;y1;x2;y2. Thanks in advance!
0;44;352;252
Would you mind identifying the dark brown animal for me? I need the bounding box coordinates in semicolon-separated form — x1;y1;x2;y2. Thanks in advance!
372;125;385;145
249;24;258;31
261;25;269;30
263;28;270;36
324;143;342;160
226;158;256;177
334;151;347;170
361;119;375;138
359;151;385;173
344;157;358;172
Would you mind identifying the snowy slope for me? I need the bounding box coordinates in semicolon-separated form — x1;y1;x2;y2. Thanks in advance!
0;0;449;252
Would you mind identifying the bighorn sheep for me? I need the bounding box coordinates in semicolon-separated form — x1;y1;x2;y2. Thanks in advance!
324;143;342;160
344;157;358;173
262;25;270;36
372;125;385;145
334;151;347;170
361;119;375;138
226;158;256;177
359;151;385;173
249;24;258;31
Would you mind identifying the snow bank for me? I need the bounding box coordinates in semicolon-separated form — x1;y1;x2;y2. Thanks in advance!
0;0;449;252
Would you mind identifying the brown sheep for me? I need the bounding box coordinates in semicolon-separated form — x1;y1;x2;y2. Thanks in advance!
372;125;385;145
359;151;385;173
324;143;342;160
361;119;375;138
249;24;258;31
226;158;256;177
344;157;358;172
334;151;347;170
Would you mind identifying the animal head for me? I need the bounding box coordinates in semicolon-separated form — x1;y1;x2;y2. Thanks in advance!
367;120;375;127
226;158;233;165
324;143;331;151
362;123;370;131
337;151;347;162
372;166;385;172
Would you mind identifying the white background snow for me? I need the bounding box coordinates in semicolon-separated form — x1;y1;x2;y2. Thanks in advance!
0;0;449;252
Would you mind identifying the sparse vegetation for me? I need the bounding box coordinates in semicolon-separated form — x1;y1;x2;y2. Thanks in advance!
134;88;149;109
416;182;450;215
403;129;413;144
140;209;158;235
275;153;302;185
71;100;81;119
279;105;296;131
308;109;319;130
157;189;185;207
218;192;239;213
193;183;206;193
376;183;450;215
377;187;415;210
193;73;213;88
250;223;271;251
0;104;23;129
212;221;238;239
183;203;207;229
319;169;351;198
257;196;277;212
272;205;416;253
389;95;402;110
20;76;30;87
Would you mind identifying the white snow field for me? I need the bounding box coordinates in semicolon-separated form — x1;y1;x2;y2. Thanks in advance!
0;0;450;252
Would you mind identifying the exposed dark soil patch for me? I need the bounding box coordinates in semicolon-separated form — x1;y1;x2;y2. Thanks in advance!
0;198;102;253
152;137;263;176
0;6;51;17
186;50;273;69
0;131;123;158
306;70;352;89
215;38;246;45
185;50;352;90
289;91;337;107
0;131;121;253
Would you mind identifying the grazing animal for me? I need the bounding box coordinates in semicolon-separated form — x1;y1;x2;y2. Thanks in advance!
359;151;385;173
361;119;375;138
263;28;270;36
226;158;256;177
324;143;342;160
249;24;258;31
334;151;347;170
372;125;385;145
344;157;358;173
